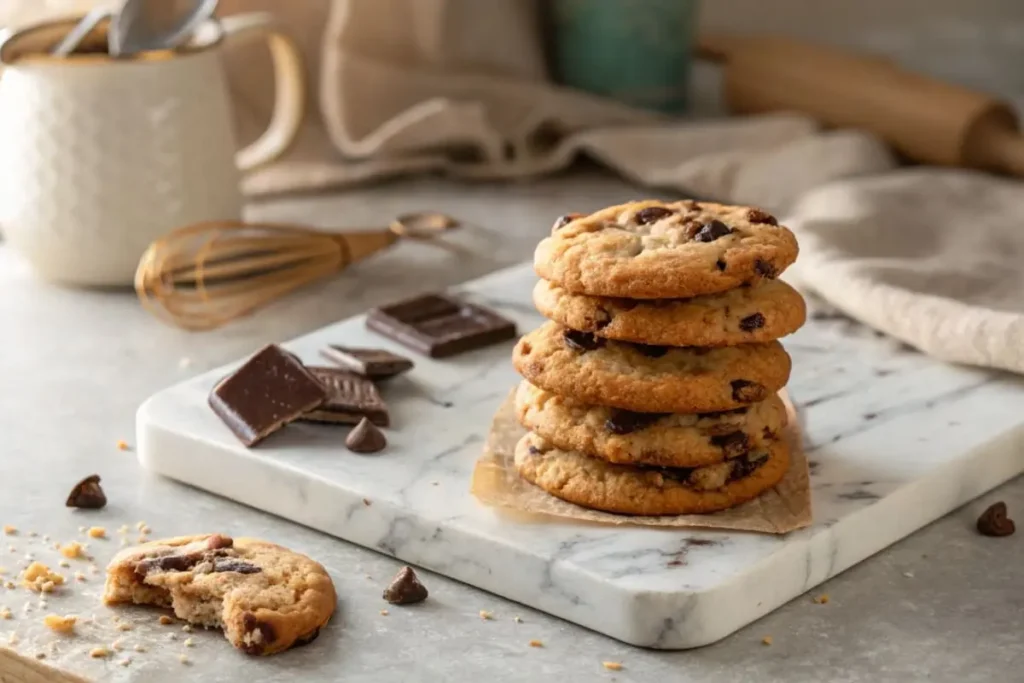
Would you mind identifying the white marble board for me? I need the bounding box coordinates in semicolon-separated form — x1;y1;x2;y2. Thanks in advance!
136;262;1024;649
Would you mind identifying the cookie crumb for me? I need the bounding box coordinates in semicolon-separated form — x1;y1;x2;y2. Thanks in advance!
514;616;523;623
111;639;123;651
136;521;147;531
602;662;623;671
184;637;195;647
77;527;86;534
116;622;132;631
167;633;178;641
182;624;192;633
903;571;914;578
362;498;372;506
479;610;493;620
89;565;99;575
89;647;110;659
58;560;70;568
74;572;86;582
2;526;16;536
116;440;130;451
22;562;64;592
118;525;129;535
762;636;773;646
0;607;11;619
7;632;18;645
40;581;55;594
159;615;174;625
379;609;389;616
86;527;106;539
134;644;147;653
34;652;44;660
812;594;829;605
60;542;84;559
529;640;544;648
38;599;48;609
4;581;14;589
27;532;37;538
119;658;132;667
179;654;190;665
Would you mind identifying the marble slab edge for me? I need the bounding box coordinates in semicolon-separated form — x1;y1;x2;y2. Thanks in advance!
136;395;1024;649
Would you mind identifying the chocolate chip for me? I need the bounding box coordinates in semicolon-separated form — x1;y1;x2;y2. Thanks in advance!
693;220;732;242
731;379;768;403
213;559;262;574
730;455;767;480
634;206;674;225
716;259;727;271
604;409;668;434
563;329;604;351
634;343;669;358
710;431;750;458
241;613;277;655
527;445;541;455
65;474;106;509
552;213;584;231
977;502;1015;537
747;208;778;225
739;313;766;332
206;534;234;550
137;553;203;575
638;464;694;483
346;417;387;454
292;628;321;648
383;566;429;605
681;221;704;240
754;259;777;279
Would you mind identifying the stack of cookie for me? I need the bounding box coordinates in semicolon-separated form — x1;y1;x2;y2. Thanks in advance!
511;199;805;515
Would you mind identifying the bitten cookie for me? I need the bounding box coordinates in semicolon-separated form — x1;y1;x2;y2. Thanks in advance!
514;381;788;467
512;322;791;413
514;432;790;515
535;200;798;299
533;279;806;347
104;534;336;655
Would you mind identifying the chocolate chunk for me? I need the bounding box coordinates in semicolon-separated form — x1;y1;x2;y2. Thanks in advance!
366;294;516;359
977;502;1015;537
65;474;106;509
137;553;204;575
209;344;327;447
527;445;542;455
638;464;695;483
710;431;750;458
552;213;584;231
754;259;777;279
634;206;674;225
383;566;429;605
241;613;277;655
206;534;234;550
731;379;768;403
634;343;669;358
301;368;389;427
563;329;604;351
320;345;413;380
345;417;387;454
593;307;613;330
747;208;778;225
716;259;727;271
739;313;766;331
213;559;262;574
693;220;732;242
730;453;768;480
604;409;668;434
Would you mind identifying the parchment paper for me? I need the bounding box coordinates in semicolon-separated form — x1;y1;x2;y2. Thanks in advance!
470;390;811;534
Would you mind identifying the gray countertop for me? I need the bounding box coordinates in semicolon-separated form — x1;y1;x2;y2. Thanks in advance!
0;172;1020;682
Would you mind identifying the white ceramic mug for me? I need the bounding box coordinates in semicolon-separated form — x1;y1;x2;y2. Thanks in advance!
0;13;305;286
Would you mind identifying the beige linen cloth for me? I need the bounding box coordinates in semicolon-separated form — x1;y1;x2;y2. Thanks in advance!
5;0;1024;375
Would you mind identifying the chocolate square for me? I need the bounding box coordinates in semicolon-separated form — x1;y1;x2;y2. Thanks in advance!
365;294;516;358
300;367;390;427
319;345;413;380
209;345;327;447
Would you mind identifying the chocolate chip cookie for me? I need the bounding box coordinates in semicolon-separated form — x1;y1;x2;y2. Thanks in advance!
104;534;335;655
534;200;798;299
512;322;791;413
533;279;806;347
515;381;787;468
514;432;790;515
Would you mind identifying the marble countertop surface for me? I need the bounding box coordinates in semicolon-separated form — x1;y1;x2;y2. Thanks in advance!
0;172;1020;682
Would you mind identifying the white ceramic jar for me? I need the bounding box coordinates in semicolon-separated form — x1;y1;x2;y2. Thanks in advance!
0;13;305;286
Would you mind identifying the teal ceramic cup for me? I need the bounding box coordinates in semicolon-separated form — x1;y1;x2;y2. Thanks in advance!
550;0;699;114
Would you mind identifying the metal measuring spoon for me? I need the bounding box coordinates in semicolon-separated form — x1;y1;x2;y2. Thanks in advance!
109;0;219;57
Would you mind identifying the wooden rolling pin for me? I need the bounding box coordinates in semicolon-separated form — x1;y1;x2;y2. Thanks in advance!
698;33;1024;176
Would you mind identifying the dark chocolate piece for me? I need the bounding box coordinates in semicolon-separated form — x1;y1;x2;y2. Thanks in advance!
366;294;516;359
66;474;107;509
346;417;388;454
739;313;766;331
634;206;674;225
302;367;390;427
209;345;327;447
320;345;413;380
213;559;262;574
747;208;778;225
383;566;429;605
241;613;277;655
563;329;604;351
693;220;733;242
977;502;1015;537
604;409;668;434
731;379;768;403
709;431;750;458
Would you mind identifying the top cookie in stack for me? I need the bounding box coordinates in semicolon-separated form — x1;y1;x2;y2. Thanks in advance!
511;199;806;516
